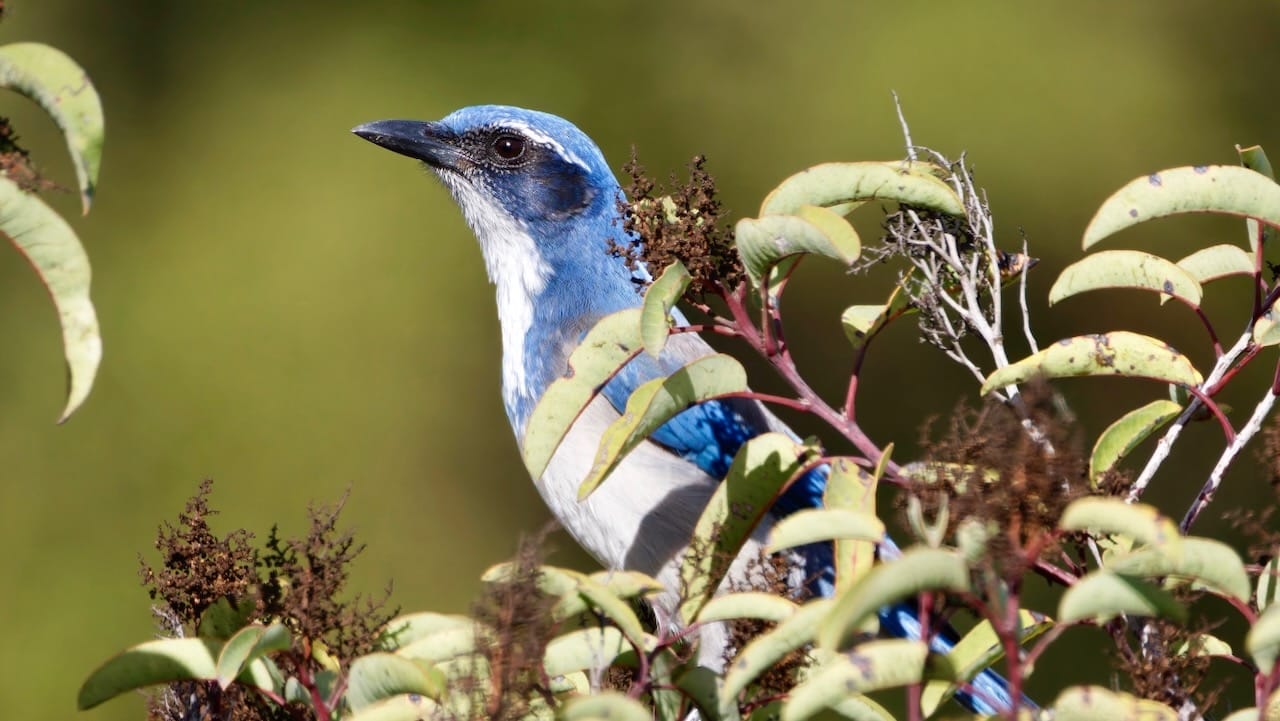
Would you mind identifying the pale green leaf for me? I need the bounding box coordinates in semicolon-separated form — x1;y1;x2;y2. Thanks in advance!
1059;570;1186;625
720;599;833;708
78;638;221;710
1240;144;1276;256
346;653;444;710
579;354;748;500
395;624;487;665
215;623;290;689
1059;497;1182;553
543;627;632;677
1259;558;1280;612
1177;244;1255;284
817;547;969;650
344;694;440;721
1221;709;1260;721
759;160;962;217
1052;685;1179;721
1255;302;1280;347
679;665;742;721
380;612;473;651
921;610;1052;716
1049;250;1203;306
783;640;946;721
735;205;860;288
561;692;651;721
0;175;101;421
0;42;104;211
1174;632;1233;658
1083;165;1280;250
1248;603;1280;672
641;260;691;358
1107;537;1250;602
981;331;1202;395
766;508;884;553
679;433;810;622
840;304;891;352
522;309;643;478
697;592;798;624
556;575;648;649
822;457;880;593
1089;400;1182;485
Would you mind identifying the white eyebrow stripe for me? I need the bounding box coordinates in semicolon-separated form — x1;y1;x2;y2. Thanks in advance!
500;120;592;172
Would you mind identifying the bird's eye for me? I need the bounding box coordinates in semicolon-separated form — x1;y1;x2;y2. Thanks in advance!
492;135;526;161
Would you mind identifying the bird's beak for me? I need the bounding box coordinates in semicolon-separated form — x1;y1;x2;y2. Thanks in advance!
351;119;466;171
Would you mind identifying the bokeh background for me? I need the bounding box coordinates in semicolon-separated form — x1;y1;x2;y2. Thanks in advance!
3;1;1279;718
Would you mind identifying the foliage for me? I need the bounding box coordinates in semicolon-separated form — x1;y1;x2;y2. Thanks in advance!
80;120;1280;720
0;28;106;421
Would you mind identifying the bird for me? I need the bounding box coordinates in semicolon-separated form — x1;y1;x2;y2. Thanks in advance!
353;105;1026;715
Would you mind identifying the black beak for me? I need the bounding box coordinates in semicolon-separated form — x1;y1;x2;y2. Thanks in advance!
351;119;465;170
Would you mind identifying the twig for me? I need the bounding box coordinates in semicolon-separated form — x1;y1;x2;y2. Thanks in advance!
1180;388;1278;532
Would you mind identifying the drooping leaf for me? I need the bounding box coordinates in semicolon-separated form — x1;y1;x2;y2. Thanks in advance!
346;653;444;710
980;331;1203;396
344;694;440;721
1177;244;1255;285
1239;144;1276;255
1049;250;1203;307
1052;685;1179;721
1247;603;1280;673
759;160;962;217
678;433;811;622
766;508;884;553
783;640;947;721
640;260;692;358
697;591;798;624
379;612;473;651
1259;558;1280;612
1089;400;1182;485
817;547;970;650
822;457;881;593
1059;570;1186;625
1107;536;1250;602
521;308;643;478
1059;497;1182;553
720;599;833;708
557;575;649;649
0;175;101;421
0;42;104;211
543;627;632;677
920;610;1053;716
215;623;290;689
679;665;742;721
735;205;860;289
1083;165;1280;250
561;692;652;721
578;354;749;500
78;638;221;710
395;623;487;665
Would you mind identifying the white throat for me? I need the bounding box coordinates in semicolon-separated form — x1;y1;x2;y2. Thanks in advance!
440;176;551;404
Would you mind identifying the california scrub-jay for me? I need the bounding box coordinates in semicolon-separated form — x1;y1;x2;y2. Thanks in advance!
353;105;1023;715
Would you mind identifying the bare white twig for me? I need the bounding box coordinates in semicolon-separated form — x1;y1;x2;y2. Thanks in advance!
1180;388;1276;532
892;91;917;162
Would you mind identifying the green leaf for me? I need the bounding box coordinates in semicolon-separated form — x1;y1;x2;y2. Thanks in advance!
1089;400;1182;484
980;331;1203;395
840;304;890;351
1059;497;1182;553
1083;165;1280;250
679;665;742;721
1239;144;1276;255
561;692;652;721
759;161;963;217
344;694;440;721
0;42;104;211
395;624;486;665
920;610;1052;716
641;260;692;358
1059;570;1186;625
817;547;970;650
1052;685;1180;721
215;623;290;689
521;308;643;478
1221;709;1261;721
1177;244;1255;284
783;640;946;721
1174;632;1233;658
197;596;258;640
579;354;749;500
78;638;221;710
346;653;444;710
697;591;798;624
543;627;633;677
735;205;860;288
820;696;897;721
556;575;649;649
380;612;473;651
1049;250;1203;307
766;508;884;553
1255;302;1280;347
0;175;101;421
1248;603;1280;672
720;599;833;708
822;457;880;593
1259;558;1280;612
1107;537;1250;602
678;432;811;622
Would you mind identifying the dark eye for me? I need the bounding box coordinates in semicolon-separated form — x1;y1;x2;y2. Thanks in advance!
492;135;526;160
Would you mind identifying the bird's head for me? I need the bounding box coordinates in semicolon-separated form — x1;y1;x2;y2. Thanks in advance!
354;105;645;427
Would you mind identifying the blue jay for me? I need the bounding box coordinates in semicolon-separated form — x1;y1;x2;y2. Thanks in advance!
353;105;1024;715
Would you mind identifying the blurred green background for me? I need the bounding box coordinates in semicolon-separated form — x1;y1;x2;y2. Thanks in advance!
3;1;1279;717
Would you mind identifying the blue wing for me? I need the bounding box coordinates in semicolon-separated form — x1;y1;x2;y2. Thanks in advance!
597;335;1031;715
